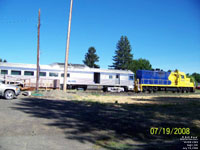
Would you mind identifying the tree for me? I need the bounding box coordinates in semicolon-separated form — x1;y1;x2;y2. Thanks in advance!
186;73;199;86
191;73;200;83
83;47;100;68
0;58;7;62
111;36;133;70
129;58;152;74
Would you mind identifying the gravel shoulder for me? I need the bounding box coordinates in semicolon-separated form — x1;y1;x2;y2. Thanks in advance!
0;98;102;150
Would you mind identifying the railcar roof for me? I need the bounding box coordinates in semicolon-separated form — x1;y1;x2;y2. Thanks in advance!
0;62;133;74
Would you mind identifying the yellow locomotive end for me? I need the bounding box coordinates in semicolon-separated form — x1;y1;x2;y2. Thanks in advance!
168;70;195;92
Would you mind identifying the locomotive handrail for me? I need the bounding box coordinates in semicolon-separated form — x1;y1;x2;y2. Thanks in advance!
141;79;170;85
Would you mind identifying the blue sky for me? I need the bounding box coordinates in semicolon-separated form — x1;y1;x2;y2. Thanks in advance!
0;0;199;74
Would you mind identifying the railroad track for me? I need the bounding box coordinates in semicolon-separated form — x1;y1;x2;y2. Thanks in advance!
71;89;200;96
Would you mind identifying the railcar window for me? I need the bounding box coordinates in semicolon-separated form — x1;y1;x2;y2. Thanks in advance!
109;75;113;79
116;74;119;78
39;72;46;77
61;73;70;77
49;72;58;77
1;70;8;75
24;71;34;76
129;75;134;80
11;70;21;75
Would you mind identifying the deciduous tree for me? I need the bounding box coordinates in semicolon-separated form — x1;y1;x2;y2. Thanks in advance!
130;58;152;74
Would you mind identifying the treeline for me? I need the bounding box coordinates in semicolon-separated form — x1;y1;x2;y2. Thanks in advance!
83;36;152;74
187;73;200;86
82;35;200;85
0;58;7;62
1;36;199;85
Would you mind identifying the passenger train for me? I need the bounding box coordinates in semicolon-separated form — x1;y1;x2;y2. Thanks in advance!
0;62;134;91
0;62;195;93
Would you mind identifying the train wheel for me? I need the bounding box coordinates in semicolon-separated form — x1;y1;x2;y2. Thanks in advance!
103;87;107;92
83;86;87;91
67;85;72;89
186;88;189;93
148;87;152;93
190;88;195;93
142;87;147;93
153;87;158;93
177;88;181;93
181;88;185;93
124;87;128;92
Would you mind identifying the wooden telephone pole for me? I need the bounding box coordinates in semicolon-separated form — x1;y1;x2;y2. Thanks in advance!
63;0;73;91
36;9;40;91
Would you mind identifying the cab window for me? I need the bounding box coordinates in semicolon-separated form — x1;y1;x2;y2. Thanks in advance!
129;75;134;80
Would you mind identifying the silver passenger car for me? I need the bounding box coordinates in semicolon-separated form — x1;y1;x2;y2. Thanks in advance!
0;62;134;91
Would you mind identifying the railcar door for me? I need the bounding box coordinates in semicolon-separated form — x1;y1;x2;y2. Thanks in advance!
94;72;100;84
115;74;120;84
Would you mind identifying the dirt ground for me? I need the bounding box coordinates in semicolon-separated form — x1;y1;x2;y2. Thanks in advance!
2;90;199;150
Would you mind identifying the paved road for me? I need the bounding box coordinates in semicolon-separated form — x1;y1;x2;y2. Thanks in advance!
0;98;102;150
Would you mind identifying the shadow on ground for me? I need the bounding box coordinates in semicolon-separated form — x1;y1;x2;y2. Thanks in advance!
12;97;200;150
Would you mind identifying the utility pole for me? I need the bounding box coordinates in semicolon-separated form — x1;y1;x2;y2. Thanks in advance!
63;0;73;92
36;9;40;92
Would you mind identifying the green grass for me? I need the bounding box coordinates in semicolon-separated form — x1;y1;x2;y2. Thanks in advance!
195;89;200;94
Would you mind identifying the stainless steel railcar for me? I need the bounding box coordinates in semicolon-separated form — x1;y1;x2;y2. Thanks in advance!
0;62;134;91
